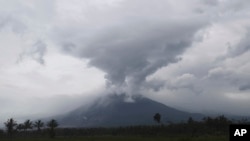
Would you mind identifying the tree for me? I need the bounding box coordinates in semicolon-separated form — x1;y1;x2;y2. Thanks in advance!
24;119;33;131
153;113;161;124
16;123;25;132
34;120;44;132
4;118;17;137
187;117;194;124
47;119;58;138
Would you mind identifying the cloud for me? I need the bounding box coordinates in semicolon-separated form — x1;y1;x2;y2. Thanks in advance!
53;0;209;95
144;15;250;115
239;84;250;91
84;22;205;93
0;15;26;34
1;0;250;121
44;0;250;115
227;30;250;58
202;0;219;6
18;40;47;64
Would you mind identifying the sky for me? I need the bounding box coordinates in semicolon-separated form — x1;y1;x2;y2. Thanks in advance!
1;0;250;125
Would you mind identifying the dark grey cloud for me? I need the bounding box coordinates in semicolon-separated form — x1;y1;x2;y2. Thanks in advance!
239;84;250;91
70;21;207;94
50;0;211;95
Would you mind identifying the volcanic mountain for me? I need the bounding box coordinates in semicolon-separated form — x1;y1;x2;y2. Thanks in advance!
58;95;203;127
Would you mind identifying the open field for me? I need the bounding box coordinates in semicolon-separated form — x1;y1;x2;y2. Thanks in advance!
1;135;228;141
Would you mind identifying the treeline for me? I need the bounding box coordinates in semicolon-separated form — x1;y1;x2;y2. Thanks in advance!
55;115;242;137
0;115;249;138
0;118;58;138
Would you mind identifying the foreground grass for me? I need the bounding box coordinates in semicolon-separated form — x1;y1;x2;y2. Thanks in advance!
0;135;228;141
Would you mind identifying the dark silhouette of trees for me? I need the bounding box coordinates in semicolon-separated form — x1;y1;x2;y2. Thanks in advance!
47;119;59;138
1;115;247;138
0;129;4;137
24;119;33;131
187;117;194;124
153;113;161;124
34;120;44;132
16;123;25;132
4;118;17;138
202;115;232;133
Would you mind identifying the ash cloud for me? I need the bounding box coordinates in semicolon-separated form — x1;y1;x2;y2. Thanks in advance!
74;21;206;94
52;0;211;95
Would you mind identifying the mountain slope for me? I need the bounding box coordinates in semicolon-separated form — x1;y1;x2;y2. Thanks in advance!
58;95;203;127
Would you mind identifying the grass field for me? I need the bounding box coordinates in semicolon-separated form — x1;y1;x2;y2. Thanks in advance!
0;135;228;141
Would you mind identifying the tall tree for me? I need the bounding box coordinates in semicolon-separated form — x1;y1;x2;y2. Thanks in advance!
4;118;17;137
24;119;33;131
47;119;58;138
16;123;25;132
153;113;161;124
34;120;44;132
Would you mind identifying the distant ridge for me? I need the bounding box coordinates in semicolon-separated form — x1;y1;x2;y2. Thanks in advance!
58;95;204;127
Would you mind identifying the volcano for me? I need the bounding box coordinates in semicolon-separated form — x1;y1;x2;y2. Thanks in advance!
58;95;203;127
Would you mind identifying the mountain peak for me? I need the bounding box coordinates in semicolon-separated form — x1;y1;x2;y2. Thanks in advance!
58;95;203;127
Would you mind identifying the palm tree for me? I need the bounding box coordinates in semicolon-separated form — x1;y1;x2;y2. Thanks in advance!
34;120;44;132
4;118;17;137
153;113;161;124
24;119;33;131
16;123;25;132
47;119;58;138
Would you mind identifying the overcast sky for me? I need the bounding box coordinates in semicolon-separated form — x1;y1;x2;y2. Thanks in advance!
1;0;250;125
